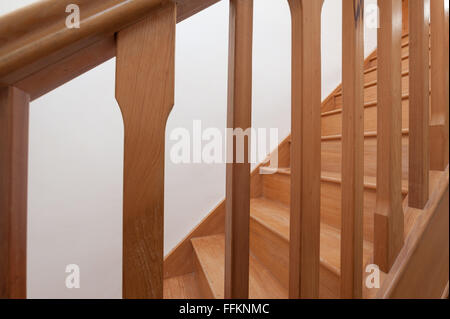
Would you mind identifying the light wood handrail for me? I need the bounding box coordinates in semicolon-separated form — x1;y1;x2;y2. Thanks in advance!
0;0;221;99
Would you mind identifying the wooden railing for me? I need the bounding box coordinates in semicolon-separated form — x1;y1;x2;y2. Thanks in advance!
0;0;448;299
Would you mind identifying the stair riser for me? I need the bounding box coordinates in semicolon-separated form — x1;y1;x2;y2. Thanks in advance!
250;217;340;298
333;74;410;109
262;174;378;243
250;218;288;289
194;250;215;299
322;135;410;181
322;99;410;137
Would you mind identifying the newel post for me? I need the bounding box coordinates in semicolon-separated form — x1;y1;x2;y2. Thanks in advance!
288;0;323;299
115;3;176;299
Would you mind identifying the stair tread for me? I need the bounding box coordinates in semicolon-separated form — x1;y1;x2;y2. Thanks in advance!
191;234;288;299
259;168;409;194
249;197;373;276
164;272;202;299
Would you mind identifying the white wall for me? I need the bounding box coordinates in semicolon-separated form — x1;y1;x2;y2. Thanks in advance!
0;0;377;298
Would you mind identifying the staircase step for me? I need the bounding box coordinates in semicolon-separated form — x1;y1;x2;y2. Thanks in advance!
321;95;410;136
261;169;408;243
191;234;287;299
249;197;373;298
164;272;202;299
284;131;410;182
321;130;410;181
332;72;411;109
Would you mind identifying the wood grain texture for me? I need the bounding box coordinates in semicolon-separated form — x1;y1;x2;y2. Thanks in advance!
377;169;449;299
288;0;323;299
15;37;116;102
2;1;221;99
374;0;404;273
115;3;176;299
430;0;449;170
0;87;29;299
408;0;430;209
225;0;253;299
176;0;221;23
163;135;290;280
163;272;202;299
0;0;165;86
193;234;287;299
340;0;365;299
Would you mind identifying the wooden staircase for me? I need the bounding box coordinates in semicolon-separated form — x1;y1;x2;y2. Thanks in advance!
1;0;447;300
163;31;426;299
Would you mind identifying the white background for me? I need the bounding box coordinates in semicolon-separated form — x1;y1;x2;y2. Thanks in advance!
0;0;377;298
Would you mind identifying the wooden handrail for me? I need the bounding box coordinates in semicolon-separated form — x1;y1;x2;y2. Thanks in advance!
0;0;221;98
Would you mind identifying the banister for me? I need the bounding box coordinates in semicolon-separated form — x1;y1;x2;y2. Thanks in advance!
0;0;221;93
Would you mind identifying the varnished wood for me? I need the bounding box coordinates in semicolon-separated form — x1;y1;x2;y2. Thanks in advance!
0;87;29;299
194;234;287;299
16;37;116;102
176;0;221;23
377;169;449;298
1;0;222;97
248;197;374;298
163;136;290;280
0;0;165;86
225;0;253;300
408;0;430;209
340;0;365;299
164;201;225;279
115;3;176;299
261;168;408;243
374;0;404;273
430;0;450;170
288;0;323;299
163;272;202;299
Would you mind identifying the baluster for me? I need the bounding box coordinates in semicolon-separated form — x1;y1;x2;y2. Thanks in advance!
115;3;176;299
225;0;253;299
374;0;404;273
341;0;364;299
0;86;29;299
409;0;430;209
430;0;450;171
288;0;323;299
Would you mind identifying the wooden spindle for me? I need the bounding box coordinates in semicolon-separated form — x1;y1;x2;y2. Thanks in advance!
225;0;253;299
408;0;430;209
341;0;365;299
430;0;450;171
374;0;404;273
288;0;323;299
115;3;176;299
0;86;29;299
